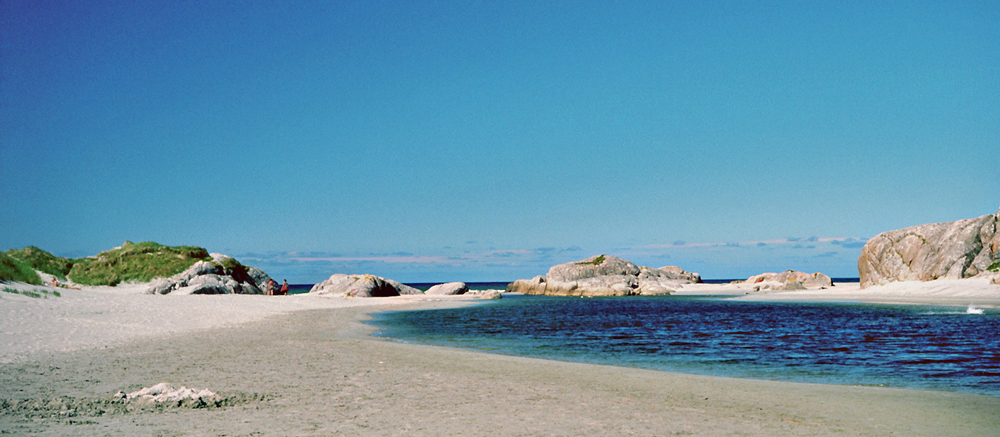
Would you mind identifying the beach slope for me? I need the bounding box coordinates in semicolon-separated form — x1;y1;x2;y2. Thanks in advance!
2;295;997;436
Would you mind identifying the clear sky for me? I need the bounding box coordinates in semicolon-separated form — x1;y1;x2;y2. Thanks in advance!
2;1;998;283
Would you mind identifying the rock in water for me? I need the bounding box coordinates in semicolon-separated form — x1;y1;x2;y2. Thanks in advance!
308;274;423;297
507;255;700;296
425;282;469;295
858;207;1000;288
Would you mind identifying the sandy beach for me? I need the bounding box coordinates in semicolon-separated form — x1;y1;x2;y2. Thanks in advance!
2;282;999;436
678;279;1000;308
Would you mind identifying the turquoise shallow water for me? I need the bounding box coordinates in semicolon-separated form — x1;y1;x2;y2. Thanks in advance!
371;295;1000;396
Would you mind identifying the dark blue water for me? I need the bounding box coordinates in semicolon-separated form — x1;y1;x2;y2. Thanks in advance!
371;295;1000;396
286;284;315;295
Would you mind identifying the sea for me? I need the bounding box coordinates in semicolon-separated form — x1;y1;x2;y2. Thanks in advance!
368;281;1000;397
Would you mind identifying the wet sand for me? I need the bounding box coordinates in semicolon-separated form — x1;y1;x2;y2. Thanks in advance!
2;300;998;436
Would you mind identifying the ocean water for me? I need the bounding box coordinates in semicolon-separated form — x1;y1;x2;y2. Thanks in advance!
371;295;1000;396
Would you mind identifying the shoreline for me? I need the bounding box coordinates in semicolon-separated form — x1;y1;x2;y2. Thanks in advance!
2;277;997;364
2;293;999;435
676;279;1000;309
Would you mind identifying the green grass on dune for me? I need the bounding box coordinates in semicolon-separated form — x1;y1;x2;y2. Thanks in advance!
67;241;212;286
2;287;60;298
4;246;73;280
0;252;43;285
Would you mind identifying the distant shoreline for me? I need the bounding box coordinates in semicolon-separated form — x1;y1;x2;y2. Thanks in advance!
293;278;866;289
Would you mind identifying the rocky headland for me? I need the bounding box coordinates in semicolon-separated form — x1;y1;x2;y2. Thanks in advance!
145;254;272;295
858;207;1000;288
506;254;701;296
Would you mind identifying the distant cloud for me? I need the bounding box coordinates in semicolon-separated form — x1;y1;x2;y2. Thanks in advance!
813;251;838;258
637;236;864;250
831;238;867;249
490;251;518;258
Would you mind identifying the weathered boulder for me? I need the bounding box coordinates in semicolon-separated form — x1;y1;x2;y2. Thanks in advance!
425;282;469;295
656;265;703;283
858;207;1000;288
547;255;640;282
470;289;503;299
146;254;270;295
745;270;833;291
506;255;700;296
308;274;422;297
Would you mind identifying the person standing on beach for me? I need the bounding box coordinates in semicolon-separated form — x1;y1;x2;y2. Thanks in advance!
267;279;276;296
280;280;289;295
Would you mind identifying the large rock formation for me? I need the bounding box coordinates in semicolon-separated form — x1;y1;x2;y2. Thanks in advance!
858;207;1000;288
506;255;700;296
308;274;423;297
745;271;833;291
146;254;271;295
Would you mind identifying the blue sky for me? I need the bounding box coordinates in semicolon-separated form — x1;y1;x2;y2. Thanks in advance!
2;1;998;283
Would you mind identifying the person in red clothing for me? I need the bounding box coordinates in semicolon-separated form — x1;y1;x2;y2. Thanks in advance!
280;280;289;295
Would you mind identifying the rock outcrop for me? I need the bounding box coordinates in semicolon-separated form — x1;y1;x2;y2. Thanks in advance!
425;282;469;295
745;271;833;291
308;274;423;297
506;255;700;296
146;254;271;295
467;289;503;299
858;207;1000;288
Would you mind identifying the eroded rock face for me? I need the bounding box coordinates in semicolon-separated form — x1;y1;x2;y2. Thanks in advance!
745;271;833;291
858;208;1000;288
146;254;271;295
506;255;700;296
308;274;422;297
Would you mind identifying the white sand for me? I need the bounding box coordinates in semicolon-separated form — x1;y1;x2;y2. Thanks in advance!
675;278;1000;308
0;281;479;364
